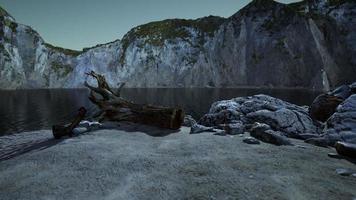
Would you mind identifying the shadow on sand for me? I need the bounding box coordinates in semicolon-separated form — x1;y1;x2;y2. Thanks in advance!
0;122;181;162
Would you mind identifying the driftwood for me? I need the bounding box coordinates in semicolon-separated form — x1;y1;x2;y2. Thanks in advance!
53;107;87;139
84;71;184;130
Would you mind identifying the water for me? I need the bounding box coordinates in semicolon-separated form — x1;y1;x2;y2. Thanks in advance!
0;88;321;136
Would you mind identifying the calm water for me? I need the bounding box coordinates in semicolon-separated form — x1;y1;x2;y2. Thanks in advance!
0;88;321;136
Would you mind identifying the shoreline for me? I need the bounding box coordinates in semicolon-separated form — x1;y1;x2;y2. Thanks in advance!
0;86;324;92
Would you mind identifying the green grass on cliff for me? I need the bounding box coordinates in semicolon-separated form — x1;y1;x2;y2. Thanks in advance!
119;16;225;65
44;43;82;57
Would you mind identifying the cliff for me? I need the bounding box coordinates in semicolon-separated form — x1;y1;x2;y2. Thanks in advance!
0;0;355;89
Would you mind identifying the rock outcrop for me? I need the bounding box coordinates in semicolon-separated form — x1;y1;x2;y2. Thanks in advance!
197;82;356;147
1;0;356;89
198;94;320;141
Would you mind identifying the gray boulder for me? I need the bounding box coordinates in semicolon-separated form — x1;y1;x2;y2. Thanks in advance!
325;95;356;145
199;94;320;139
250;123;292;146
329;85;352;100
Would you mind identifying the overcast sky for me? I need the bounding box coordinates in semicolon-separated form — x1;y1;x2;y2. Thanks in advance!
0;0;299;50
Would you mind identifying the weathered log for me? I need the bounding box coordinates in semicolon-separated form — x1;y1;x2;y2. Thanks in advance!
84;71;184;130
53;107;87;139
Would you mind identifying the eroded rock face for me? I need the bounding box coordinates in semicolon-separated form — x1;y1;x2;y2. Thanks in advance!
1;0;356;89
199;94;320;139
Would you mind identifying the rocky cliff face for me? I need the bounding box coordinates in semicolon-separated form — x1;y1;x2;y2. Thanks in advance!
0;0;355;89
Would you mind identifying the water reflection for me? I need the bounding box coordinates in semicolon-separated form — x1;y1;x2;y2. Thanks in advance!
0;88;321;136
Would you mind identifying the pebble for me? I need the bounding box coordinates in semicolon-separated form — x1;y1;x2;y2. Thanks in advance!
243;137;261;145
295;145;307;149
335;168;353;176
214;130;227;136
328;153;343;159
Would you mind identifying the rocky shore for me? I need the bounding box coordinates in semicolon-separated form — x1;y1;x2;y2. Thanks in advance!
191;83;356;150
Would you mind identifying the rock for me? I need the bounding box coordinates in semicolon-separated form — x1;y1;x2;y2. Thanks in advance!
199;95;319;140
335;142;356;158
329;85;352;100
350;82;356;93
325;95;356;145
219;122;245;135
246;107;318;139
335;168;354;176
72;127;89;135
213;130;227;136
243;137;261;145
183;115;197;127
190;123;215;134
309;94;343;122
299;133;320;140
327;153;343;159
305;137;329;148
79;120;103;130
250;123;292;146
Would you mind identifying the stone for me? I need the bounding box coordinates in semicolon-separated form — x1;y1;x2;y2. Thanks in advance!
329;85;352;100
243;137;261;145
183;115;197;127
350;82;356;93
324;95;356;145
327;153;343;159
335;142;356;158
190;123;215;134
214;130;227;136
247;108;316;139
219;122;245;135
299;133;320;140
305;137;329;148
199;94;319;141
250;123;292;146
72;127;89;135
335;168;353;176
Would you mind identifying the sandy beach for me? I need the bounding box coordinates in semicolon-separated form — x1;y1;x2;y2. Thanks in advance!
0;124;355;200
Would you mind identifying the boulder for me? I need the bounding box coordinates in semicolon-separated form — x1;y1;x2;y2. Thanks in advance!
325;95;356;145
183;115;197;127
199;94;319;139
250;123;292;146
329;85;352;100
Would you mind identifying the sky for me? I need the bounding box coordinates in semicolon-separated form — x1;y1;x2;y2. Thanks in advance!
0;0;299;50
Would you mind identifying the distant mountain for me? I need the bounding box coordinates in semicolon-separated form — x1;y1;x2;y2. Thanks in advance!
0;0;355;89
